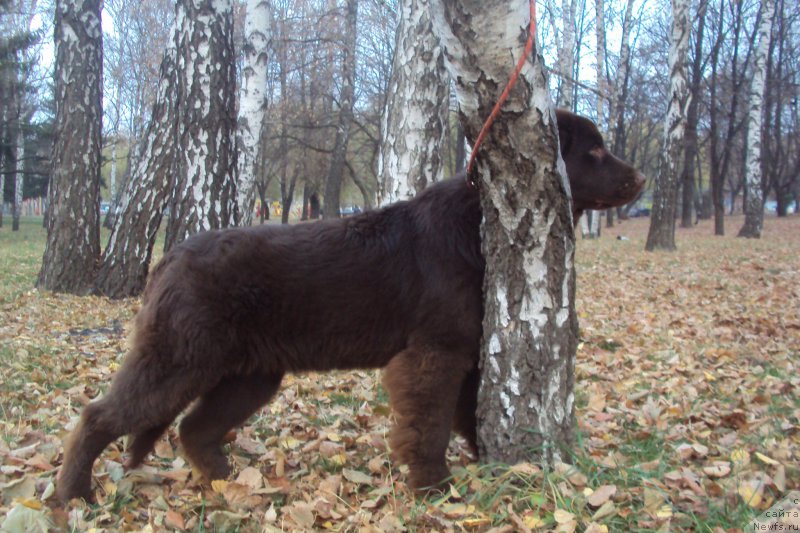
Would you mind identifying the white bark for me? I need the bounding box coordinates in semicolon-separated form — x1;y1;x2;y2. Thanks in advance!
429;0;577;465
95;20;181;298
645;0;690;251
236;0;272;226
13;126;24;231
37;0;103;293
594;0;606;125
738;0;775;238
377;0;449;206
557;0;576;109
580;210;601;238
165;0;239;248
608;0;635;148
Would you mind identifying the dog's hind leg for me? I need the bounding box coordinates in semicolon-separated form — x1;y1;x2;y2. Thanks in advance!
383;347;472;491
452;367;479;456
179;372;283;482
126;422;171;469
57;354;216;502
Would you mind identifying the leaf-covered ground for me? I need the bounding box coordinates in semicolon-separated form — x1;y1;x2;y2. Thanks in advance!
1;215;798;532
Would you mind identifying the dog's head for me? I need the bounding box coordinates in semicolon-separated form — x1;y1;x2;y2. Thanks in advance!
556;109;645;219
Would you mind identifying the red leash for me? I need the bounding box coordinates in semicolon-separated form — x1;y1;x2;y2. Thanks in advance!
466;0;537;187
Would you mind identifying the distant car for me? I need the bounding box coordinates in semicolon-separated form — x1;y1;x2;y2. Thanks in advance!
340;205;362;216
100;202;111;215
629;207;650;217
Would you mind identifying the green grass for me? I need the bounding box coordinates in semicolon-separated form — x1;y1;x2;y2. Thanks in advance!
0;217;46;302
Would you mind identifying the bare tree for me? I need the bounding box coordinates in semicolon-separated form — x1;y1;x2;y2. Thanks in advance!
37;0;102;294
556;0;577;109
377;0;448;205
738;0;775;238
646;0;690;251
323;0;359;219
429;0;577;465
680;0;707;228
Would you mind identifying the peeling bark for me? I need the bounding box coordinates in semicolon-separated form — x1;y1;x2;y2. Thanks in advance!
738;0;775;239
557;0;576;109
377;0;449;205
37;0;103;294
236;0;272;227
429;0;577;466
164;0;239;250
645;0;690;252
94;31;180;298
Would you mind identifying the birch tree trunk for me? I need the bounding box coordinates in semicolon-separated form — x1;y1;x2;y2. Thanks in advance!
164;0;238;250
322;0;358;219
429;0;577;465
645;0;690;252
609;0;634;155
94;29;180;298
594;0;610;229
12;125;23;231
236;0;272;227
377;0;448;206
738;0;775;239
557;0;576;109
680;0;707;229
37;0;102;294
594;0;606;125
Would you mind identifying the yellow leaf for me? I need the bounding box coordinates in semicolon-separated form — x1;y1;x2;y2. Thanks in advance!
103;480;117;496
19;498;42;510
331;453;347;466
737;481;763;508
459;517;492;528
440;503;475;518
731;448;751;467
280;436;301;450
655;504;673;519
754;452;779;465
524;514;547;528
211;479;229;493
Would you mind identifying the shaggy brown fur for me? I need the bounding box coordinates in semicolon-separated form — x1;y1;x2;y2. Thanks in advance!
56;110;643;502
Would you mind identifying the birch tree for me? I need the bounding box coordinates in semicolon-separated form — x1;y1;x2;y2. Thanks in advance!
557;0;577;109
645;0;690;252
377;0;448;205
94;32;180;298
680;0;707;228
609;0;635;156
164;0;238;250
594;0;608;229
12;121;24;231
37;0;102;294
322;0;358;219
428;0;577;464
738;0;775;238
236;0;271;227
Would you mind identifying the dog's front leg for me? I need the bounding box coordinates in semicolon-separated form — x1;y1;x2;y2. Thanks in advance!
383;346;472;491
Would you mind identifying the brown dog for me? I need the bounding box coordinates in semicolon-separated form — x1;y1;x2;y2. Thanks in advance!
56;110;643;502
556;110;645;219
